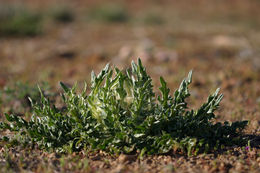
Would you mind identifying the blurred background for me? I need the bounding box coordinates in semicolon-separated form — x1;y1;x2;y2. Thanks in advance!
0;0;260;122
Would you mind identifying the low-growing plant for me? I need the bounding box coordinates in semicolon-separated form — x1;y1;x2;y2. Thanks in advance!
0;59;248;156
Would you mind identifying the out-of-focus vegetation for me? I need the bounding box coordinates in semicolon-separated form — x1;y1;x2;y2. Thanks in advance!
140;11;165;25
88;3;129;23
0;3;75;37
0;3;42;37
48;5;75;23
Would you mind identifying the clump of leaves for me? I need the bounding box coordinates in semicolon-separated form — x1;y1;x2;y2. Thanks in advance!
0;59;248;156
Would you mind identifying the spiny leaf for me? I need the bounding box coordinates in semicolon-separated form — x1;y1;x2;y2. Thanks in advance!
60;82;70;93
0;58;248;156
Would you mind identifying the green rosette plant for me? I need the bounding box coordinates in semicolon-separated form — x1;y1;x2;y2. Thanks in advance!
0;59;248;156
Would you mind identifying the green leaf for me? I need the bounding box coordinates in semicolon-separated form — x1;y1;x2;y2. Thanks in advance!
60;82;70;93
0;58;248;156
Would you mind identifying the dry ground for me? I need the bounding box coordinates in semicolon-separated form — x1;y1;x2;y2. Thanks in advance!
0;0;259;172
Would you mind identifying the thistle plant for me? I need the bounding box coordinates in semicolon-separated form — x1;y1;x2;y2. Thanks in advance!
0;59;248;156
